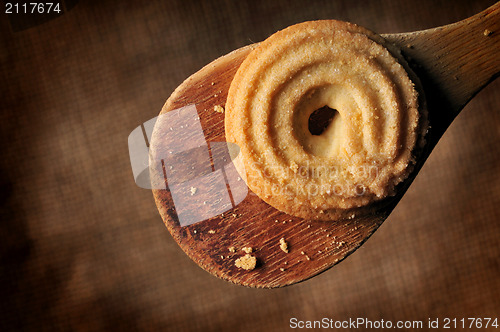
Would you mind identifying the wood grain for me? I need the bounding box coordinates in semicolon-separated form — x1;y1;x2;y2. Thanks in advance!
150;2;499;288
383;1;500;147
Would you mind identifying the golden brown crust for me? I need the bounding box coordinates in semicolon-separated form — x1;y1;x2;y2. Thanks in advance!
225;20;426;221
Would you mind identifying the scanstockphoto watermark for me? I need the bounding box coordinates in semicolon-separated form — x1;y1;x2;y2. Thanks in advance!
289;317;500;329
252;161;379;183
128;104;380;226
128;105;248;227
289;317;424;329
245;161;380;199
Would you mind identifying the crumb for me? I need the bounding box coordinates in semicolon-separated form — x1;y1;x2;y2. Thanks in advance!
280;268;285;272
282;220;286;224
232;213;238;218
275;220;279;223
211;82;215;85
220;255;224;259
242;247;252;254
305;255;311;261
406;43;413;49
193;230;197;234
228;246;236;253
214;105;225;113
326;234;330;237
290;161;299;173
203;201;207;205
235;254;256;270
484;29;493;36
190;187;197;195
208;230;215;234
279;238;289;253
237;177;241;181
307;225;311;228
301;251;305;255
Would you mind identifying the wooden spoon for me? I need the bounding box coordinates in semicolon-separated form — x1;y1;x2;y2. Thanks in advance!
150;2;500;288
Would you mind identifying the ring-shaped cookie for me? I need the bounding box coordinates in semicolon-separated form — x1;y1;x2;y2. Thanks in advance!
225;20;426;220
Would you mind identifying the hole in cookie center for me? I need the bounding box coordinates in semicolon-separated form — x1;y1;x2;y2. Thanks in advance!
308;106;338;136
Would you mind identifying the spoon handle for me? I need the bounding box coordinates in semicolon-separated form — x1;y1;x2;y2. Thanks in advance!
384;2;500;120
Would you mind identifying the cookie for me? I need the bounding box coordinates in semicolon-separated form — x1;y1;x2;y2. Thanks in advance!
225;20;426;220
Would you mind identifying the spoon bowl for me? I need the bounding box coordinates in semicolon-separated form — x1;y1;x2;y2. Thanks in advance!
150;2;499;288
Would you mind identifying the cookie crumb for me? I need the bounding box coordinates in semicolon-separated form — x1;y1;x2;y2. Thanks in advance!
242;247;252;254
190;187;197;195
208;230;215;234
280;268;285;272
279;238;289;253
228;246;236;253
484;29;493;36
235;254;256;270
214;105;225;113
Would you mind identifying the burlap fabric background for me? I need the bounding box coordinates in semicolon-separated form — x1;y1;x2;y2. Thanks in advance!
1;0;499;330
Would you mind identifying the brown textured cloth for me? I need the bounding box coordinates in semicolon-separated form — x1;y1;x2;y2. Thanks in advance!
1;0;499;330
